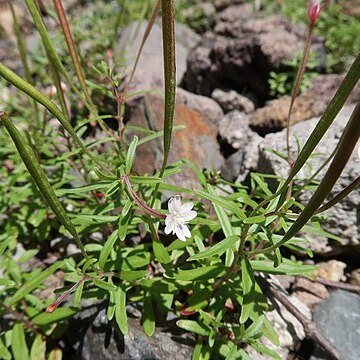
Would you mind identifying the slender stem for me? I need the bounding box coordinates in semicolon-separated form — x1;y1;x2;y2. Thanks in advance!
52;0;98;119
286;24;314;166
9;1;40;128
121;175;166;219
316;175;360;213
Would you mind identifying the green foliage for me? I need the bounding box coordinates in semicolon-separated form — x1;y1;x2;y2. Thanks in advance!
259;0;360;71
269;52;319;97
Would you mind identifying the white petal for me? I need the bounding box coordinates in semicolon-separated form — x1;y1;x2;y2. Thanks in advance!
181;224;191;238
179;202;193;213
164;218;175;234
165;214;174;225
180;210;197;222
175;223;191;241
174;224;185;241
168;195;181;213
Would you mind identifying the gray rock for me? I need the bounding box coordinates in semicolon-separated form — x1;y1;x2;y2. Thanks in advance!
250;74;360;135
67;303;193;360
116;20;200;94
182;4;325;100
214;0;246;11
257;105;360;255
218;110;262;181
311;290;360;360
212;88;255;114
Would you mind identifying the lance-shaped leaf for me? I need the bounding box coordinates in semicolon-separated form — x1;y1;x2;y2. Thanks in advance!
160;0;176;174
0;112;87;258
251;102;360;255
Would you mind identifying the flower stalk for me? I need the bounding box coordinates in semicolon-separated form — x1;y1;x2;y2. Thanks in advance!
121;175;166;219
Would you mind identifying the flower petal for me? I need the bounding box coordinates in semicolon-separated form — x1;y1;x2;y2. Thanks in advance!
175;223;191;241
180;210;197;222
174;224;186;241
181;224;191;238
179;202;193;213
168;195;181;213
164;217;175;235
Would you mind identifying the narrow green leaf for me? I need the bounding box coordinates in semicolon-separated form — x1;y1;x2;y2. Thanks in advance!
136;125;185;145
11;323;29;360
243;315;265;339
0;279;16;287
32;307;78;326
251;342;281;360
142;292;155;336
99;230;118;270
176;320;210;336
187;236;239;261
0;114;87;258
224;343;238;360
125;136;139;174
159;0;176;174
240;258;255;324
73;280;84;308
115;286;128;335
153;240;171;264
0;339;12;360
30;334;46;360
129;175;162;184
118;202;133;241
263;315;280;346
174;266;226;281
107;287;116;321
119;270;150;282
8;262;63;306
250;260;316;275
243;215;266;224
93;278;117;292
195;187;246;222
56;181;113;196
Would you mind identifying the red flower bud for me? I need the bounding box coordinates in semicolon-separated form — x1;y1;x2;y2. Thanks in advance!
307;0;321;25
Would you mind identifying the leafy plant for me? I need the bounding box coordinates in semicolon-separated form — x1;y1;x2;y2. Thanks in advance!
269;52;319;97
258;0;360;71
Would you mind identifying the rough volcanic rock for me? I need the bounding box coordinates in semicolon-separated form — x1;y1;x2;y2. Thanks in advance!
257;105;360;256
125;92;224;190
66;303;193;360
212;88;255;114
218;110;262;181
116;20;200;94
214;0;246;11
250;74;360;135
311;290;360;360
182;4;324;100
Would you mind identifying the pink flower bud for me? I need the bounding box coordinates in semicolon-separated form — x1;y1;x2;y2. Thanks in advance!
307;0;321;25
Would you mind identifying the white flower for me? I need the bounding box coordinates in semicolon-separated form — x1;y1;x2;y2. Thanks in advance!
164;195;197;241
